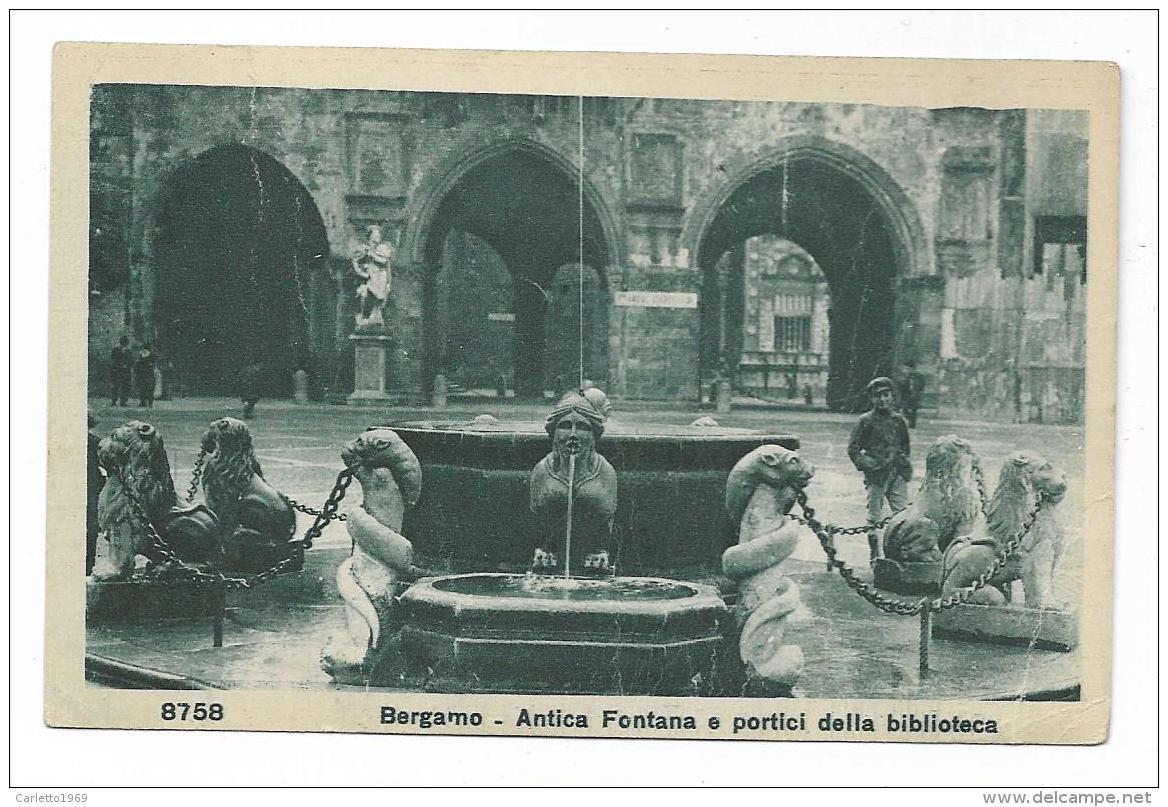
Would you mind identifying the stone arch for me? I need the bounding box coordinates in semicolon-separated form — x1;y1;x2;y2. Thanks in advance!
147;144;332;397
401;137;625;274
685;136;928;411
682;135;928;281
399;138;623;397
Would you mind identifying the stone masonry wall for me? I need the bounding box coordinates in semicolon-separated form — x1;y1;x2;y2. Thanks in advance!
89;87;1089;421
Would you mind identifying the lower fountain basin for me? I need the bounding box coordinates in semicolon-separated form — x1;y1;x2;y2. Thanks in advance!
398;572;733;695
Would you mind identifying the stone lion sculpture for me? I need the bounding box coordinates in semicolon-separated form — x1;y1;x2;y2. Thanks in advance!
721;444;815;689
321;428;422;683
940;451;1067;608
882;435;982;563
200;417;297;574
93;421;219;581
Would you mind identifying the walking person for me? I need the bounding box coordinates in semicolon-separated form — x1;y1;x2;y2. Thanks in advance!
134;343;157;407
109;336;131;406
848;377;913;563
240;361;265;419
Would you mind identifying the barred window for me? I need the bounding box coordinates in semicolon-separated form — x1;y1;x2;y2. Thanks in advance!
774;316;812;353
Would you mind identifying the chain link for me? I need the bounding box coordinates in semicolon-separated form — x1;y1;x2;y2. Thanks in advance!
293;467;354;551
971;454;990;516
184;449;206;503
286;497;348;521
793;488;1043;617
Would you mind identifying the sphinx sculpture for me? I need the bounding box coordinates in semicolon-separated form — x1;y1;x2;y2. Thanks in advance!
321;428;422;682
200;417;297;574
721;444;814;689
93;421;219;581
528;392;617;574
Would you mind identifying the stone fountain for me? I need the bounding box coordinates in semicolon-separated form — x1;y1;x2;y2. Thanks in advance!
394;393;735;695
384;413;799;581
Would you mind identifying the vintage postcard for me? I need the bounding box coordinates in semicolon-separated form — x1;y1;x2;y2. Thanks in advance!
46;43;1118;743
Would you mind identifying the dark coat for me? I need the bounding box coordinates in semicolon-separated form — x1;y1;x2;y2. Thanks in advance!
847;409;912;484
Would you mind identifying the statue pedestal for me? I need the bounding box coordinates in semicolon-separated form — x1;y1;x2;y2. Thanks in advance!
932;603;1078;652
348;332;395;406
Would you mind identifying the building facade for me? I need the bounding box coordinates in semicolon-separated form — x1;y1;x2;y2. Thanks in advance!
88;85;1088;421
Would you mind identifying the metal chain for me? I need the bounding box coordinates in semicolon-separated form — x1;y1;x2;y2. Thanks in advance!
795;511;895;537
793;489;1044;617
796;450;991;539
971;454;990;516
115;469;251;589
292;467;354;551
286;497;348;521
112;465;355;591
793;491;928;616
928;495;1043;610
184;449;206;503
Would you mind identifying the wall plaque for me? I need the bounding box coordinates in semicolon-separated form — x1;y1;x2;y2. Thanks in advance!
614;290;698;309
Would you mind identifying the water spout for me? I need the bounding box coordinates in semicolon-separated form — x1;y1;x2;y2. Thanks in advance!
563;424;579;579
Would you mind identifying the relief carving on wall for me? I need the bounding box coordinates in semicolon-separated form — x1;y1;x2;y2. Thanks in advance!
936;146;994;278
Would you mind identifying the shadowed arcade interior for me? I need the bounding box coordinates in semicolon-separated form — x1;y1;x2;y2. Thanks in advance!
424;147;611;398
153;146;330;397
699;155;903;410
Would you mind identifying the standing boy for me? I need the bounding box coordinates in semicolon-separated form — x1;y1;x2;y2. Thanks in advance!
848;376;913;562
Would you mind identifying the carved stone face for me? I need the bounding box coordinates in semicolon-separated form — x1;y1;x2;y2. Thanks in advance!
340;428;422;508
552;410;596;460
755;445;815;490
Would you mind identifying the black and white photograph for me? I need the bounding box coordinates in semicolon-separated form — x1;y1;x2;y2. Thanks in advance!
42;40;1120;750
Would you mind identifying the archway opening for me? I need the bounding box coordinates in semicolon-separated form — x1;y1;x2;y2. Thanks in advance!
154;146;329;397
423;147;611;398
698;154;904;410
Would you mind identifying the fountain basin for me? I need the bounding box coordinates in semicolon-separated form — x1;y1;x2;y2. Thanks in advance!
389;421;799;579
398;573;733;695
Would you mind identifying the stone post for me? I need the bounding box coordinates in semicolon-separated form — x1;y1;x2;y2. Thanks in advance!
431;373;447;408
293;369;309;404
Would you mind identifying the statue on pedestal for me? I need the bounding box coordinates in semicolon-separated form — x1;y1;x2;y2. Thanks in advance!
322;428;421;683
721;444;814;691
350;225;393;331
528;392;617;574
